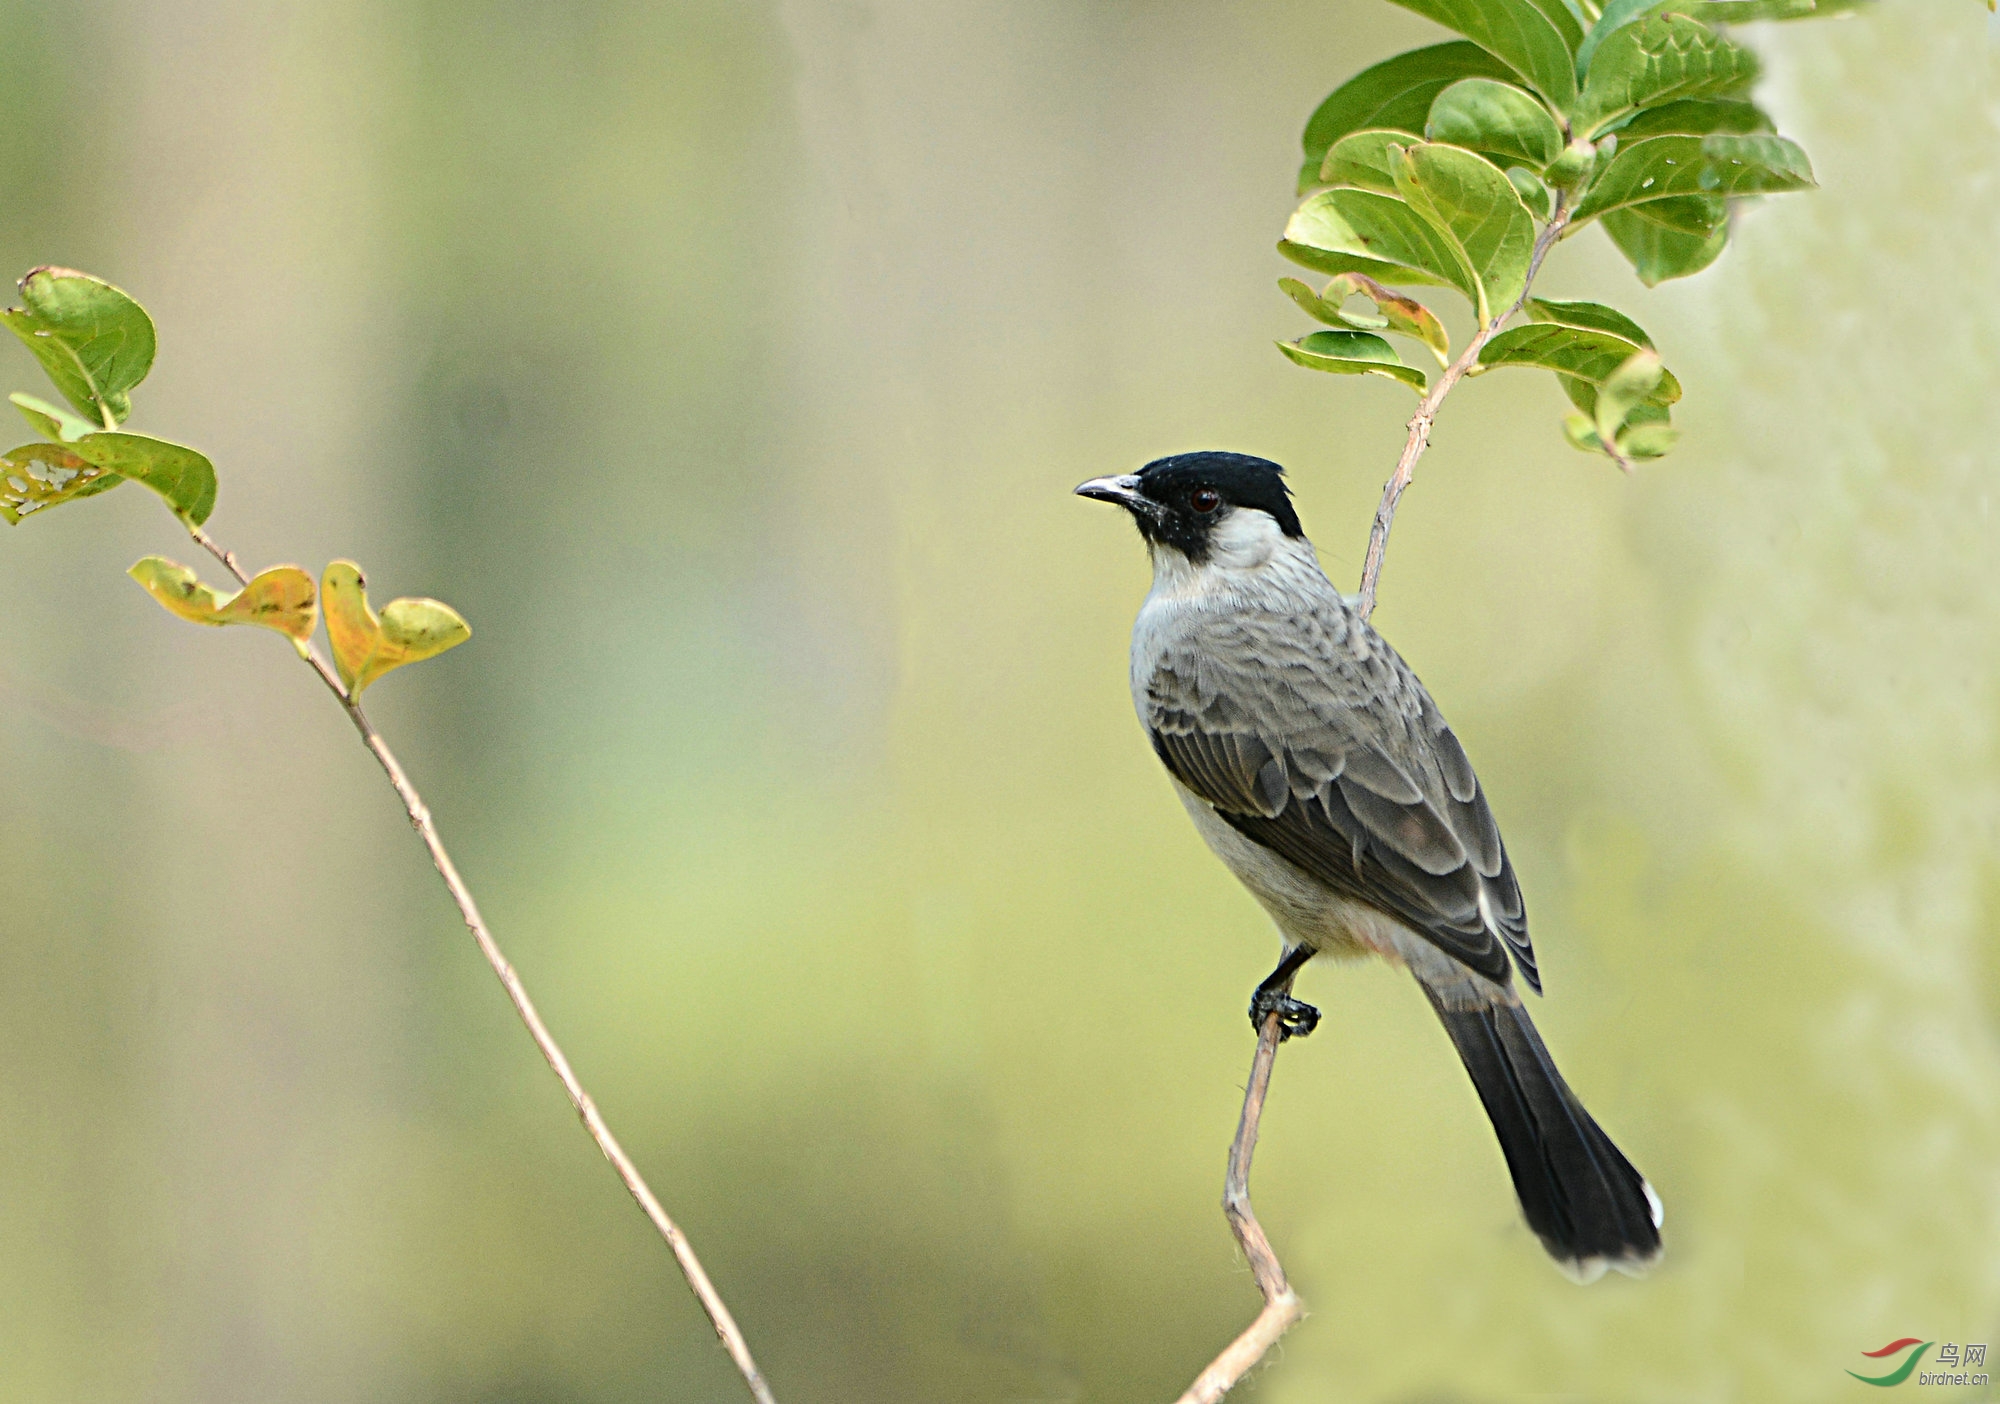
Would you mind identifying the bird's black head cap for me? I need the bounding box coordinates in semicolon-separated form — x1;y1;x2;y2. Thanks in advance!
1122;451;1302;561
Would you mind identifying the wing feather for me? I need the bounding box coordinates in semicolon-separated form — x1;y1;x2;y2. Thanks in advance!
1144;619;1539;991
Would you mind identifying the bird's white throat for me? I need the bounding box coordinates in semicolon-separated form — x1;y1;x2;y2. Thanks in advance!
1144;507;1329;605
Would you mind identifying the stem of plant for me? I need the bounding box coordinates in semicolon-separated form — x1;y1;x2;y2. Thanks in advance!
1354;199;1572;621
1173;981;1305;1404
186;523;779;1404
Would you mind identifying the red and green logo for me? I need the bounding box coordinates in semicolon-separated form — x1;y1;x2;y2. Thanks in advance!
1848;1339;1932;1387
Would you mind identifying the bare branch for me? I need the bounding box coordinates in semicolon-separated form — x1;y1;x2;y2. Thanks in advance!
1173;991;1306;1403
186;523;779;1404
1355;202;1572;620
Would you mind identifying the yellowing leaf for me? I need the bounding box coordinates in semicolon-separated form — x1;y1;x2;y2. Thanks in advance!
128;557;319;650
2;441;122;523
321;560;470;698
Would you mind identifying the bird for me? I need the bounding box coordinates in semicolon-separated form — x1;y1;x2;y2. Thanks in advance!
1075;449;1662;1282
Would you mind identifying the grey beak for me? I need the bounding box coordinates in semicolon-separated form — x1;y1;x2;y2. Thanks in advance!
1074;473;1149;514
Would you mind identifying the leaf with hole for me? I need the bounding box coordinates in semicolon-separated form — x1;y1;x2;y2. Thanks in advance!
1300;42;1514;189
128;557;319;648
63;431;218;524
1424;79;1562;169
1477;322;1682;406
0;268;156;427
1277;330;1428;392
1387;142;1536;325
1571;133;1813;224
1602;206;1730;283
1574;15;1760;137
1280;189;1461;290
322;561;471;698
1382;0;1578;112
1;441;123;524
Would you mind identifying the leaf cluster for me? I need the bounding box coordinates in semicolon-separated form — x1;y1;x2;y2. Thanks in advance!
1277;0;1841;467
5;267;468;698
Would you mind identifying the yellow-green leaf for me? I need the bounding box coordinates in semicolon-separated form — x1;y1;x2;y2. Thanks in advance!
128;557;319;649
1;441;123;524
11;391;97;443
1280;274;1451;366
322;560;471;698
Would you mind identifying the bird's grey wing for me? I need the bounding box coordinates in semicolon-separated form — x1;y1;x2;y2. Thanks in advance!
1145;622;1538;991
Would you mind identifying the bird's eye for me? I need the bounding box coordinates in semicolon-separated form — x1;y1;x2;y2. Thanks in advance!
1190;488;1221;514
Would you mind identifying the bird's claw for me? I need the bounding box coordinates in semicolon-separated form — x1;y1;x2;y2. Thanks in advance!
1249;989;1321;1041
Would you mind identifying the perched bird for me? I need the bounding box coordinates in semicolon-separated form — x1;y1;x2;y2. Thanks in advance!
1076;450;1662;1281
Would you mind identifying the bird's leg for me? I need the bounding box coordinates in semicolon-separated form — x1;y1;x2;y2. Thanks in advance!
1248;943;1320;1041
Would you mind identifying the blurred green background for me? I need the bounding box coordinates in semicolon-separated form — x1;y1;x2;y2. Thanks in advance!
1;1;1995;1400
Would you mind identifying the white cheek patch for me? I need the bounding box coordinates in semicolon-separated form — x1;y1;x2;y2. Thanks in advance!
1206;508;1285;570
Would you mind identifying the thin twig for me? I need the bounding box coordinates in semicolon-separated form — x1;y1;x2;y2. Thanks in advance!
1354;200;1572;620
186;523;778;1404
1174;992;1306;1403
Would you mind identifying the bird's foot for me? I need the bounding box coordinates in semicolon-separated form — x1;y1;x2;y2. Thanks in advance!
1248;989;1321;1042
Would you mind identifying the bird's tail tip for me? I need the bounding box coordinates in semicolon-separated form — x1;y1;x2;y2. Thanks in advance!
1424;989;1664;1282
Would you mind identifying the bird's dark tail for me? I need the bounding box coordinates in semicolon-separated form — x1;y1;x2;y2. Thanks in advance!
1422;987;1663;1282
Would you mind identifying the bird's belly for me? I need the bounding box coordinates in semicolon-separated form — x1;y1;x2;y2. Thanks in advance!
1171;781;1405;964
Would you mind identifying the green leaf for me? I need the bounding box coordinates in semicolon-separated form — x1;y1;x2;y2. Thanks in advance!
1277;330;1429;392
1686;0;1820;20
1280;189;1461;289
1564;402;1679;467
1477;322;1683;403
1527;297;1655;347
1381;0;1579;113
1614;97;1773;139
1617;419;1680;457
1520;0;1586;54
11;391;99;443
66;432;218;524
0;441;123;524
1301;42;1515;189
1593;346;1664;445
1631;193;1728;234
1574;15;1760;137
0;267;157;427
128;557;319;649
1507;165;1552;218
1387;142;1537;325
1571;133;1814;224
1424;78;1563;168
1576;0;1660;74
1602;206;1730;283
1543;139;1597;190
1319;130;1407;194
322;561;472;698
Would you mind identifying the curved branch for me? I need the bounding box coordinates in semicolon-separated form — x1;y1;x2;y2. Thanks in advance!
1173;993;1306;1402
1355;202;1572;620
188;524;779;1404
